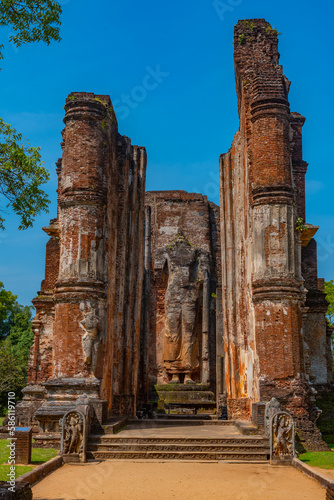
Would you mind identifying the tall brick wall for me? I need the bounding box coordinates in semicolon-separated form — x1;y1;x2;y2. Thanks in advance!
220;19;329;449
101;137;146;415
19;92;147;424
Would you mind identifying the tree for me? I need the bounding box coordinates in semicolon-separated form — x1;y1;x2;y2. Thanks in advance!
0;281;33;341
0;0;61;60
0;120;50;229
7;306;34;354
0;281;34;411
325;280;334;327
0;339;29;410
0;280;18;339
0;0;62;229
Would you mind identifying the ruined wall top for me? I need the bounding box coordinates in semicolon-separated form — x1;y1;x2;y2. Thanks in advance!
145;190;219;256
146;190;209;203
63;92;117;126
233;19;290;116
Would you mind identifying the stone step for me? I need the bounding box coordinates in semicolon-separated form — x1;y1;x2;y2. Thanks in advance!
95;419;235;434
88;442;270;453
127;419;235;426
156;413;218;420
87;450;269;461
88;435;269;446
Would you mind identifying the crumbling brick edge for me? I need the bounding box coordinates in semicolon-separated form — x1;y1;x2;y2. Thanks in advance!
293;457;334;491
16;455;63;487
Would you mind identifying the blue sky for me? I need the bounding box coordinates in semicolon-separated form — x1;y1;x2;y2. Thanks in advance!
1;0;333;305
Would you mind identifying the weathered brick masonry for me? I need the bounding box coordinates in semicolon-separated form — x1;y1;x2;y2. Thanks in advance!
220;19;330;449
17;20;331;450
140;191;222;400
18;92;146;427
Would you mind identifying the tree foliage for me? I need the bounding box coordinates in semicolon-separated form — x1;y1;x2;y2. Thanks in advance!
0;281;34;411
0;280;17;334
0;0;62;229
0;0;62;60
0;120;50;229
0;339;30;409
7;307;34;351
0;281;33;341
325;280;334;327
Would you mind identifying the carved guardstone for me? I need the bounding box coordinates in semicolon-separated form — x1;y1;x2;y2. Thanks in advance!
270;412;295;465
61;407;91;463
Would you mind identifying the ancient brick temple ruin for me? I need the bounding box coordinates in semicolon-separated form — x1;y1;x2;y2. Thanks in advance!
142;192;222;405
17;19;332;449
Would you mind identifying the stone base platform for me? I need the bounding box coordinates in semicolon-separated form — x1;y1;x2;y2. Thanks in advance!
33;378;107;434
87;419;270;462
154;384;216;414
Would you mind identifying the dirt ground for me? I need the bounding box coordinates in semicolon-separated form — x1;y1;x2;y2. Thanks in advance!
32;461;326;500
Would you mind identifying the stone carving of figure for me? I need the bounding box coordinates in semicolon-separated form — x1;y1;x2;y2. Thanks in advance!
63;411;83;456
79;309;100;366
160;234;210;384
271;412;294;460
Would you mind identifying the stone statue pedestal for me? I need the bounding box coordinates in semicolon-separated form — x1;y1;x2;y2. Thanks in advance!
155;384;216;414
34;378;107;434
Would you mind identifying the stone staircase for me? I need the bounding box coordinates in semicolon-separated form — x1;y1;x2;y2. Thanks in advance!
87;419;270;462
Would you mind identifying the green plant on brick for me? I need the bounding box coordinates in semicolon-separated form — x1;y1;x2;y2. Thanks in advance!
242;20;254;32
265;25;282;36
238;33;245;45
296;217;307;232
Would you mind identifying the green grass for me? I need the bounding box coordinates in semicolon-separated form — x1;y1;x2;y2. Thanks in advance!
297;395;334;470
0;417;4;426
0;439;58;480
299;451;334;469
